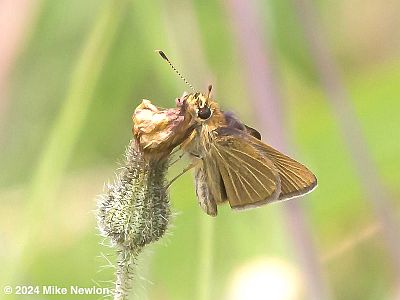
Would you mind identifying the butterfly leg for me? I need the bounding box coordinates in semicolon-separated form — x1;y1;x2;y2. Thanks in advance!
166;159;201;190
169;151;185;167
168;131;195;167
169;147;181;157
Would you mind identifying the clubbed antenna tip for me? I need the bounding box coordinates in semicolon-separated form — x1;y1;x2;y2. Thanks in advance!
156;50;168;61
155;49;195;92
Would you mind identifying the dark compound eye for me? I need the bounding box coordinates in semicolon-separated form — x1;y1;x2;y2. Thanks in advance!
197;106;212;119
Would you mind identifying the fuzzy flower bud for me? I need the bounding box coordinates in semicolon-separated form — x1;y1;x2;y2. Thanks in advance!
97;139;170;249
97;99;193;299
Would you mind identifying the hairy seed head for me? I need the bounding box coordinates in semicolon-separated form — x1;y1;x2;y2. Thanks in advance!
97;139;170;250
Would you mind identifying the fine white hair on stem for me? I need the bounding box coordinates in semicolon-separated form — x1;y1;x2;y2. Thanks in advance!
96;139;172;300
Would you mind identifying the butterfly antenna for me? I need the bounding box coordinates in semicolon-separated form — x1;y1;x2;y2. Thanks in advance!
156;50;195;92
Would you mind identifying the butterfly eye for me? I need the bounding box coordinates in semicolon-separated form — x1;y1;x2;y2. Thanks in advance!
198;107;212;120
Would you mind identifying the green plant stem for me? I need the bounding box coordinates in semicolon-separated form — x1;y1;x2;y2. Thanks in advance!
198;215;214;300
114;248;141;300
6;0;127;286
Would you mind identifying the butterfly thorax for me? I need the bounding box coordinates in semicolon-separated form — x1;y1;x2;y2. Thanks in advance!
180;93;226;158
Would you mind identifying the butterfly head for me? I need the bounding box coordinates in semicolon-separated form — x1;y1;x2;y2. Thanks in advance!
183;85;220;123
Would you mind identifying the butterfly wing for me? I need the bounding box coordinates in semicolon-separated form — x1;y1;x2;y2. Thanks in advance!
217;117;317;201
204;127;281;210
251;138;318;200
223;111;262;139
194;167;218;216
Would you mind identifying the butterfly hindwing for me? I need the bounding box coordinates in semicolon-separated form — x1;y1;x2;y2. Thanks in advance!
203;127;281;210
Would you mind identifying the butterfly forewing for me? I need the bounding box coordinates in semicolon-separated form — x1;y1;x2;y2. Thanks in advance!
204;127;281;210
251;138;317;200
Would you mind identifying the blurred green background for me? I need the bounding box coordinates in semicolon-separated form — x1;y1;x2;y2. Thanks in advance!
1;0;399;299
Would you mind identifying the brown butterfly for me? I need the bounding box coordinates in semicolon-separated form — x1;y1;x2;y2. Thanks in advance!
155;51;317;216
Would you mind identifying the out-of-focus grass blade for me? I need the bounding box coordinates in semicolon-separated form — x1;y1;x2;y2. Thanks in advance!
5;0;128;287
